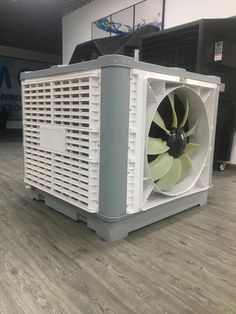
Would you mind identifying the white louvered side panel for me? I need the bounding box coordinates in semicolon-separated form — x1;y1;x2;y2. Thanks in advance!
22;70;101;213
126;70;147;214
126;72;139;214
24;147;53;191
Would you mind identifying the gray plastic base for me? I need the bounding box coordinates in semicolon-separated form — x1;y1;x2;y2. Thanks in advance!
27;187;208;241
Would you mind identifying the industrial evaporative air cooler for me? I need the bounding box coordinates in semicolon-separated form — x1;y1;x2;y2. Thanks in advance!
21;55;220;241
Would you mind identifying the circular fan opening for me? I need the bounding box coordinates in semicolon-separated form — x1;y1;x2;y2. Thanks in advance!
146;86;209;196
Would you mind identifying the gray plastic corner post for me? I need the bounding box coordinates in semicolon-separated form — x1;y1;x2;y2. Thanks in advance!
98;66;130;218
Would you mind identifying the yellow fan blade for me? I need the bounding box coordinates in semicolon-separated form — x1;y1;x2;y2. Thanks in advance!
149;153;173;181
186;121;199;137
156;158;181;191
153;111;170;135
179;97;189;128
184;143;199;158
179;153;192;182
168;93;178;128
147;138;169;155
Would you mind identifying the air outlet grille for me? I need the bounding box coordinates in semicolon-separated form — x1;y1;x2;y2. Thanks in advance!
141;25;199;72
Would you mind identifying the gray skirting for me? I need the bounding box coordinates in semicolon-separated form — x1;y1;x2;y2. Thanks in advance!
28;187;207;241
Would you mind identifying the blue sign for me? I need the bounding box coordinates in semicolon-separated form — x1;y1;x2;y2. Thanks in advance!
0;56;50;121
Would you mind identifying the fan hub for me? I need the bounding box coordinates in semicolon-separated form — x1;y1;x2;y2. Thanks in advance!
167;127;187;158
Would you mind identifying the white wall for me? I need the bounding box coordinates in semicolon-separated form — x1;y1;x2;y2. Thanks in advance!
63;0;141;64
164;0;236;28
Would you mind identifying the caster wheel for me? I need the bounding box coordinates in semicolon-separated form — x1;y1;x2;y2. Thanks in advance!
214;161;226;171
219;162;226;171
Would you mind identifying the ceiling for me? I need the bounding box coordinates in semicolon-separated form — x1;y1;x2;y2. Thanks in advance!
0;0;94;56
62;0;95;15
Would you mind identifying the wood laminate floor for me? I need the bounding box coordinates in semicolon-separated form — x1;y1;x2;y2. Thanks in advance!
0;130;236;314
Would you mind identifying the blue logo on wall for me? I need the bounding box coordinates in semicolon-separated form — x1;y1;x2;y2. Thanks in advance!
0;66;12;89
0;64;30;121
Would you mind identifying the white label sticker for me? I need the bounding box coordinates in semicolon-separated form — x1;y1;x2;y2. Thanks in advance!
214;41;223;61
214;53;222;61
